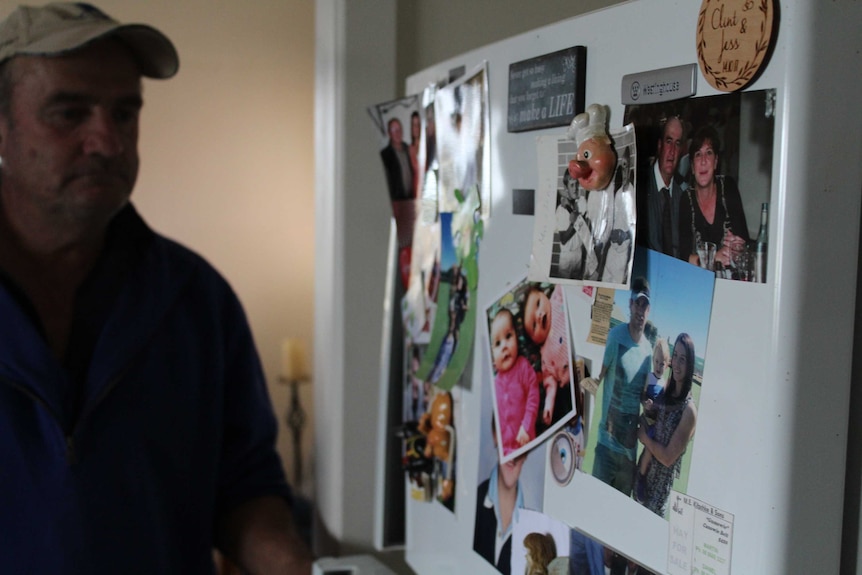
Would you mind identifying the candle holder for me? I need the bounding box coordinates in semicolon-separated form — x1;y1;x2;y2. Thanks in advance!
279;374;310;488
279;338;312;489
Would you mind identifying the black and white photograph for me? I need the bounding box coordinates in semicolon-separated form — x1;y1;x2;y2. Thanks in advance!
531;110;637;289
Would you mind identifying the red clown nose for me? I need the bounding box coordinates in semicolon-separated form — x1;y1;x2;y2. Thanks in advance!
568;159;592;181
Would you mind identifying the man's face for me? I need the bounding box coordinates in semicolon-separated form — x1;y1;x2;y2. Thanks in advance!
629;296;650;332
387;119;403;147
498;453;526;490
657;117;683;185
0;39;142;229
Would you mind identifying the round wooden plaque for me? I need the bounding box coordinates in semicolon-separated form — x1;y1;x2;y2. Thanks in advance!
696;0;775;91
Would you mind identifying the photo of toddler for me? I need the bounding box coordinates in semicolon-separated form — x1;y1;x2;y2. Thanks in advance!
490;308;538;456
486;278;577;463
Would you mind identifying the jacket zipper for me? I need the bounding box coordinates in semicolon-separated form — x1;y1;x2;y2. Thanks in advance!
0;374;74;463
66;372;128;465
0;371;127;466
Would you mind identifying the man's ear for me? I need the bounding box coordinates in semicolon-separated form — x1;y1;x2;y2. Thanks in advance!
0;114;11;156
0;115;8;149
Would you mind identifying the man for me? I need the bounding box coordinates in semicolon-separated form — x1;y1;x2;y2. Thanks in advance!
554;169;590;279
0;3;312;573
638;116;686;258
380;116;415;201
474;415;528;575
603;144;635;284
588;277;653;497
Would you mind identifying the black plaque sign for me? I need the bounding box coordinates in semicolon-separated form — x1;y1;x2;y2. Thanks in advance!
507;46;586;133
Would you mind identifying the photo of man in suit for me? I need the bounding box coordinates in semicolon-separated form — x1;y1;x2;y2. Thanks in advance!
638;116;686;257
381;117;415;201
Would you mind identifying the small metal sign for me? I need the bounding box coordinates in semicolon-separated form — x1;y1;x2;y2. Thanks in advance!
507;46;586;133
621;64;698;105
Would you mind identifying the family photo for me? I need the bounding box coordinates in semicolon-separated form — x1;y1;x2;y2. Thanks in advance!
580;248;714;519
627;89;776;282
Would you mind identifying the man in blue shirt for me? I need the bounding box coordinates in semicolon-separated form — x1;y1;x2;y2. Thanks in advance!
0;3;311;573
590;277;653;497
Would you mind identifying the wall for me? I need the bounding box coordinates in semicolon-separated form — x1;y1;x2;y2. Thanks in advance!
314;0;398;558
396;0;627;88
51;0;318;494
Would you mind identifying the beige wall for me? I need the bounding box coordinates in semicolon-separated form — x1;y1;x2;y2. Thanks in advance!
11;0;318;492
396;0;627;88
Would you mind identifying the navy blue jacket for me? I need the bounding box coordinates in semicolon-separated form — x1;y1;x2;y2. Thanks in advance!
0;207;289;573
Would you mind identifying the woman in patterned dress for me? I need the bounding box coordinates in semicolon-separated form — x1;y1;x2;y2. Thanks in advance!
637;332;698;516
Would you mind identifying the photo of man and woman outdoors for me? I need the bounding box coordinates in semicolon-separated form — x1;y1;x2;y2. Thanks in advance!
485;278;577;464
580;247;714;519
627;89;776;282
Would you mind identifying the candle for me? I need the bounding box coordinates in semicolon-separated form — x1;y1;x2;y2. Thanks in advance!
280;338;309;382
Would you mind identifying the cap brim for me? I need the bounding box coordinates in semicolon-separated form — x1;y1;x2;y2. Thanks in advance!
112;24;179;79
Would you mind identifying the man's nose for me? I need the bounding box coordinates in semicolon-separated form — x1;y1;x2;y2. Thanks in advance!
83;110;125;157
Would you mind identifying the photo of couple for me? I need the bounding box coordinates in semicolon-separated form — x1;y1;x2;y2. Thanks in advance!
628;89;776;282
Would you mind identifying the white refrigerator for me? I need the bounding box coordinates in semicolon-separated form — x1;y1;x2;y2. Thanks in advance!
396;0;862;573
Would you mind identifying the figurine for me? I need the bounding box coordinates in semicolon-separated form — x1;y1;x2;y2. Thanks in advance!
418;390;456;502
419;391;452;460
563;103;619;281
566;103;617;191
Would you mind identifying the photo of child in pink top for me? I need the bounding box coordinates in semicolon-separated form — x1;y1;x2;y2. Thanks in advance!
487;278;577;463
490;308;539;456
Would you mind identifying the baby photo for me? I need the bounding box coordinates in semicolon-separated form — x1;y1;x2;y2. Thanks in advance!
485;278;577;464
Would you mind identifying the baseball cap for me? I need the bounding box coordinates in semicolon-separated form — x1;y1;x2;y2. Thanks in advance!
0;3;178;79
630;277;650;304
